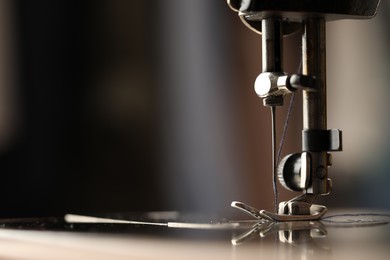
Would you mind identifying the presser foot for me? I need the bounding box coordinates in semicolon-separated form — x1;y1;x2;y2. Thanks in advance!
231;201;327;222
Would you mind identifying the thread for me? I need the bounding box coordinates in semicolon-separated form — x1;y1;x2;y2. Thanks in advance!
277;93;296;165
321;213;390;226
272;61;301;211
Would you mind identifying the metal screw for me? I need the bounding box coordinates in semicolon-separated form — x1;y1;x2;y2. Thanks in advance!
316;166;327;179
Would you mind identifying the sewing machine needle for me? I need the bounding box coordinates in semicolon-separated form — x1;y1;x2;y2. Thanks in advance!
271;106;278;212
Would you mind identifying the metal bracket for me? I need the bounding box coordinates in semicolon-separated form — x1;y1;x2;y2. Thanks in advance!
231;201;327;222
302;129;343;152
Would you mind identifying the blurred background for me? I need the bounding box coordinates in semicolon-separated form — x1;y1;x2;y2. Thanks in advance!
0;0;389;218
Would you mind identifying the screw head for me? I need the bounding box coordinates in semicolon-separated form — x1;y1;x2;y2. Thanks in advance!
316;166;327;179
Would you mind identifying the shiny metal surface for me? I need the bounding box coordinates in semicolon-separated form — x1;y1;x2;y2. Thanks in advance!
0;211;389;259
226;0;384;220
231;13;333;220
231;200;327;222
261;19;283;73
302;18;330;196
277;152;311;191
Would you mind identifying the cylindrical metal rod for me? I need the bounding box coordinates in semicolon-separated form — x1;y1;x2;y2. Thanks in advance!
302;18;326;129
271;106;278;212
261;18;283;212
302;18;329;195
262;19;283;73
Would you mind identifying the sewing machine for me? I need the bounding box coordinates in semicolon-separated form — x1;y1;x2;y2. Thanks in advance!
0;2;389;259
227;0;381;221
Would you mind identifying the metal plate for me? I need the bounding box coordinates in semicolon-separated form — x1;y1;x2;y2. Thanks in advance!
0;210;389;259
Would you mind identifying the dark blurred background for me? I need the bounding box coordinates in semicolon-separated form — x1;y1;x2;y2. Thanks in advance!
0;0;389;218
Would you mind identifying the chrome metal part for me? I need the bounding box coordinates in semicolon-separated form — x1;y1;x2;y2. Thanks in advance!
255;73;318;98
302;18;329;196
228;0;381;221
277;152;311;192
261;205;327;222
231;219;328;246
262;18;283;73
231;200;327;222
231;201;273;221
254;72;290;97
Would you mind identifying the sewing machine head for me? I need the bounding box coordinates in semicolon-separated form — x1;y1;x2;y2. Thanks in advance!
227;0;381;221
